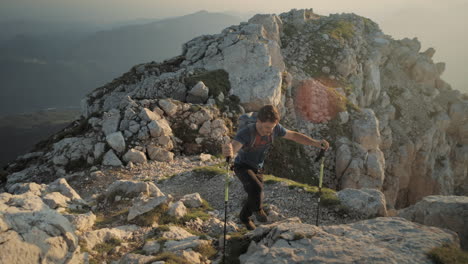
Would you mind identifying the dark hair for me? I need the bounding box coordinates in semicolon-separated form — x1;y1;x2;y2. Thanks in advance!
257;105;280;123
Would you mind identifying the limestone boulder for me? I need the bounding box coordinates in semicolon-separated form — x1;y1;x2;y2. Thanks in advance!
0;193;82;264
239;217;459;264
398;195;468;249
102;150;122;166
337;188;388;218
106;132;126;153
123;149;147;164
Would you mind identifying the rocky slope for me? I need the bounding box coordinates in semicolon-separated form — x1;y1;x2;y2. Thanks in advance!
1;8;467;264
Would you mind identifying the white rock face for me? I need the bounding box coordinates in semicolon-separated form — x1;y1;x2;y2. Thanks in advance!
239;217;459;264
0;193;82;264
183;15;285;111
352;109;381;151
337;188;388;218
398;195;468;249
106;132;126;153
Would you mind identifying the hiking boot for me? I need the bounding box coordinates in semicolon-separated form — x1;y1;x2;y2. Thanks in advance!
241;219;256;230
254;209;268;223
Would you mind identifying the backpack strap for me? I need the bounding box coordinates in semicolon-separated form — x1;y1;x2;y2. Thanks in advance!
244;123;257;151
242;123;277;152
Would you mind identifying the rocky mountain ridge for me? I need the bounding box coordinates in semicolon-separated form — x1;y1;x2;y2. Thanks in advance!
0;8;467;264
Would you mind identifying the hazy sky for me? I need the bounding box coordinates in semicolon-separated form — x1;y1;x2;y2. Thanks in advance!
1;0;467;91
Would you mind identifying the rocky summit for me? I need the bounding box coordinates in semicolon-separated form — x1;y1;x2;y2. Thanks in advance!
0;8;467;264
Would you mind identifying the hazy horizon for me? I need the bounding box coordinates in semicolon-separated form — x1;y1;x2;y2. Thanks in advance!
1;0;467;93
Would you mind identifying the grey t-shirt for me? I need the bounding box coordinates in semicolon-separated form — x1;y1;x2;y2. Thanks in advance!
234;123;287;169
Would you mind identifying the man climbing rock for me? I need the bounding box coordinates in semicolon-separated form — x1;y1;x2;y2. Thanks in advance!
222;104;330;230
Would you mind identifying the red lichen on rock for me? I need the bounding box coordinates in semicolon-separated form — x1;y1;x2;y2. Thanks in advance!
295;79;346;123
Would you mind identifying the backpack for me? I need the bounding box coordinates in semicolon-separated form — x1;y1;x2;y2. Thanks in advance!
237;112;276;152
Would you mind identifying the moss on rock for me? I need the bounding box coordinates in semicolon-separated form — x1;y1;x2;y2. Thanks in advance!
185;69;231;97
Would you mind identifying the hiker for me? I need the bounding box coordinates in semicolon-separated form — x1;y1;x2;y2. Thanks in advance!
222;104;329;230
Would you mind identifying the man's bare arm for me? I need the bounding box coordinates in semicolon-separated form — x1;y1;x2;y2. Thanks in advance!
222;139;244;158
283;130;329;150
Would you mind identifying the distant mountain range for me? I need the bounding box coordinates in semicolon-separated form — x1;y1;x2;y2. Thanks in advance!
0;11;243;114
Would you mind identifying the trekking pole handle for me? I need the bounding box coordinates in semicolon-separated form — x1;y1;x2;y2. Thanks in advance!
315;148;325;162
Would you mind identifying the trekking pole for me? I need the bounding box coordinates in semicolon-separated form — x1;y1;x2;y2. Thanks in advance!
315;148;326;226
223;156;231;264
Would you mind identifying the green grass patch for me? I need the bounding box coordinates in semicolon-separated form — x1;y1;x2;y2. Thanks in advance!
65;208;90;215
194;242;217;259
151;252;191;264
93;238;121;254
178;198;214;224
263;174;340;206
95;207;129;228
322;20;355;42
132;203;175;227
193;163;227;178
427;243;468;264
223;231;252;264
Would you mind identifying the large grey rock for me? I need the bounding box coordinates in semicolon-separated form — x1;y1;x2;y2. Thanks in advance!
147;119;172;138
164;237;208;252
81;225;139;249
46;178;83;201
123;149;147;164
0;193;82;264
7;182;46;196
106;132;126;153
142;240;161;255
147;145;174;162
105;180;164;199
158;99;178;116
63;212;96;232
51;137;95;166
168;201;187;219
352;109;381;151
239;217;459;264
162;226;197;241
118;253;155;264
102;150;123;166
180;193;203;208
93;142;106;159
127;194;168;221
139;108;161;122
337;188;387;218
398;195;468;249
42;192;70;209
187;81;209;104
6;166;37;185
102;108;121;136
